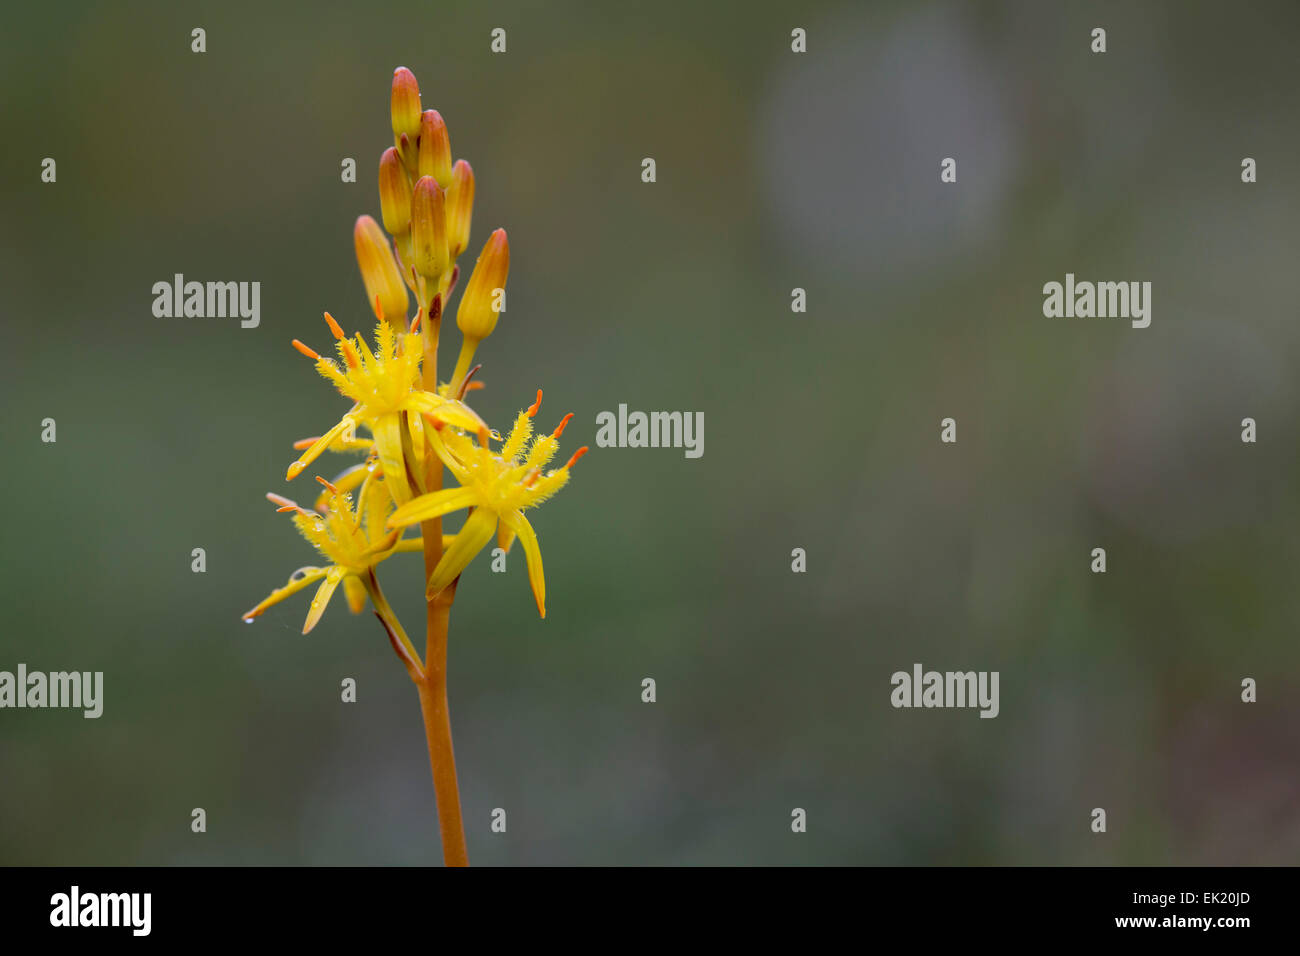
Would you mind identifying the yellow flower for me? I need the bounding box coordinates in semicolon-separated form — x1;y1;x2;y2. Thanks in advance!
242;470;421;634
286;313;488;504
387;390;588;616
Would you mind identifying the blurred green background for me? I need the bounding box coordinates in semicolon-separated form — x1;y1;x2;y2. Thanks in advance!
2;0;1298;865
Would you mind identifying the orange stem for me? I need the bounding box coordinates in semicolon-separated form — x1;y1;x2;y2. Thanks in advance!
415;585;467;866
415;294;469;867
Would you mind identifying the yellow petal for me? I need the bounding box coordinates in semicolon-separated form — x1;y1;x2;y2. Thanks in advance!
360;528;402;560
287;413;358;481
502;510;546;618
242;567;328;622
387;485;478;529
370;413;412;505
405;409;427;491
427;507;497;598
343;575;367;614
406;392;487;433
425;424;472;483
497;519;516;554
302;568;347;634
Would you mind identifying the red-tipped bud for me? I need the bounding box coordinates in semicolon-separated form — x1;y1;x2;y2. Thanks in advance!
378;148;412;235
390;67;422;142
353;215;409;326
410;176;449;281
417;110;453;188
446;159;475;260
456;229;510;341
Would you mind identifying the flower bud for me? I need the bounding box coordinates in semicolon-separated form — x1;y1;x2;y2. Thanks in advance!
445;160;475;260
417;110;453;188
378;148;412;235
410;176;449;281
390;67;421;142
353;215;409;325
456;228;509;341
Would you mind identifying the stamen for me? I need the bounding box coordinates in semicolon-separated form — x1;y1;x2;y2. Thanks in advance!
292;437;320;450
465;381;485;392
524;467;541;487
563;446;590;469
315;476;341;494
456;364;483;400
371;294;383;321
341;339;361;369
526;389;543;418
267;492;314;517
323;312;346;340
552;413;574;438
410;308;422;334
291;339;321;360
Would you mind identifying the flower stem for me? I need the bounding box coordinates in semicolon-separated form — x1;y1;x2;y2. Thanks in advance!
415;285;469;867
449;339;478;397
416;583;467;867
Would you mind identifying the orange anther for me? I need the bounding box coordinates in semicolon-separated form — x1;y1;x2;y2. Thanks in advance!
315;476;341;494
371;294;384;321
410;308;422;334
267;493;297;509
552;413;574;438
563;446;589;469
292;437;319;450
291;339;320;360
526;389;543;418
323;312;346;340
465;381;485;392
341;340;361;369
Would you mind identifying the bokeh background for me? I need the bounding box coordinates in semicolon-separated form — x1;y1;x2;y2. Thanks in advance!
2;0;1298;865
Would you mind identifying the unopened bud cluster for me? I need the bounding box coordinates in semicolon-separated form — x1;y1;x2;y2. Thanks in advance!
361;65;506;343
